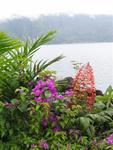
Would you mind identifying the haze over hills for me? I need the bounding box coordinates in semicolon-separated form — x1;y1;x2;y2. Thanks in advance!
0;14;113;43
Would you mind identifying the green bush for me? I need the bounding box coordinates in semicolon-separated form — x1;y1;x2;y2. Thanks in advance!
0;31;113;149
0;31;63;101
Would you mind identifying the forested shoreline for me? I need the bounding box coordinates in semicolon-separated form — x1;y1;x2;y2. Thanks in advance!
0;14;113;43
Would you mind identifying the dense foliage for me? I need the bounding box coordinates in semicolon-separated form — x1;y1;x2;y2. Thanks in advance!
0;31;63;101
0;32;113;150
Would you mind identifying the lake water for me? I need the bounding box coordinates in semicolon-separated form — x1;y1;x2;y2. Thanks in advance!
33;43;113;92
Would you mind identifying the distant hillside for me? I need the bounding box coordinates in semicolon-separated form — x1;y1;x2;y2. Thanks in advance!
0;14;113;43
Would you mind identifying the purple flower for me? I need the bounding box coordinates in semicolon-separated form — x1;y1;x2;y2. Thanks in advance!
53;125;61;132
65;89;73;97
85;147;88;150
38;80;46;88
42;118;48;127
33;89;42;97
56;95;64;99
39;140;49;149
49;113;57;122
44;98;51;102
93;139;97;145
34;96;42;102
46;79;55;89
107;134;113;145
31;144;37;149
32;78;64;103
52;92;58;97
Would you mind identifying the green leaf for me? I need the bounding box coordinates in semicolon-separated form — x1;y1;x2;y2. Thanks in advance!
11;99;18;105
94;101;105;110
0;32;22;55
18;103;27;112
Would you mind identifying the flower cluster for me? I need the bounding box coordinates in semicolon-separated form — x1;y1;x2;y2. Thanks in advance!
64;89;73;97
32;79;64;102
39;140;49;149
73;63;96;108
53;125;61;132
106;133;113;145
31;140;49;150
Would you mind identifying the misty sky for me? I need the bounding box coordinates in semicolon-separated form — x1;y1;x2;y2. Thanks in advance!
0;0;113;20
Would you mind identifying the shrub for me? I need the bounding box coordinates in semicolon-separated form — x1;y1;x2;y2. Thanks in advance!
0;31;64;101
0;31;113;149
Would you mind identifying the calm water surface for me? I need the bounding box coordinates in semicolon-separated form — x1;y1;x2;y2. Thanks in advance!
33;43;113;91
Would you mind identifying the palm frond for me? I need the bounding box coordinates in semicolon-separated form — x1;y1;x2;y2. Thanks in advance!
0;31;63;101
37;55;64;73
23;31;56;58
0;32;22;55
29;55;64;81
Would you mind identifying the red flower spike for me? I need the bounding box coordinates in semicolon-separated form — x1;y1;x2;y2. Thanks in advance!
73;63;96;108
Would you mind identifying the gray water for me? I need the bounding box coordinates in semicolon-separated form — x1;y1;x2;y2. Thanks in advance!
33;43;113;92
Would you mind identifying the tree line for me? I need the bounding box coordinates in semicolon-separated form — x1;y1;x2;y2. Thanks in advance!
0;14;113;43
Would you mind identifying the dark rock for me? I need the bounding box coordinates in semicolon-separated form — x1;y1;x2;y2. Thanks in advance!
57;77;104;96
96;90;103;96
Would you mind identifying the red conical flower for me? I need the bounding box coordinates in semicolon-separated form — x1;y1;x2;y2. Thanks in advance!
73;63;96;108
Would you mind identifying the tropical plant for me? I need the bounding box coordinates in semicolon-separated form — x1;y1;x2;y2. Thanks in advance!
75;107;113;138
0;32;22;55
95;85;113;109
0;31;113;150
0;31;64;101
